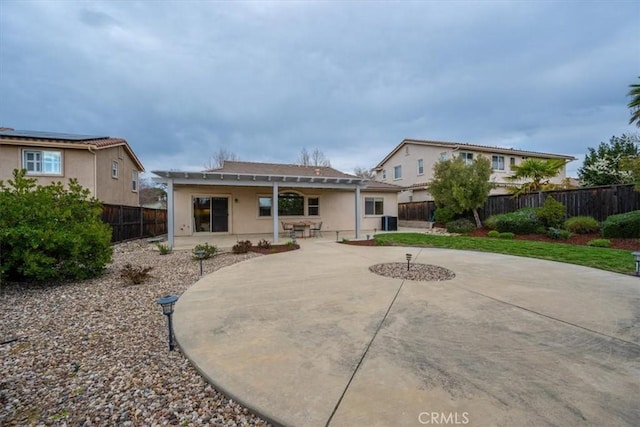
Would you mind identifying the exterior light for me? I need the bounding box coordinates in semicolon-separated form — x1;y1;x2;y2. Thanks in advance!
290;230;297;244
633;252;640;276
194;249;205;276
406;253;412;271
156;294;179;351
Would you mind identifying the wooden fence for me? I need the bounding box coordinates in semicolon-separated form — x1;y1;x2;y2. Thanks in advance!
101;204;167;243
399;184;640;223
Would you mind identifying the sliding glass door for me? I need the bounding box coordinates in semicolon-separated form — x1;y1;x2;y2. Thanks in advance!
193;197;229;233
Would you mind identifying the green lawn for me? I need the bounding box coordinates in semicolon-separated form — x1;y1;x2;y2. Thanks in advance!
374;233;635;275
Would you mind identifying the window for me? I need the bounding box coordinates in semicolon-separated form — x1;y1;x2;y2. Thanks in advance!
258;196;272;217
393;165;402;180
417;159;424;175
365;197;384;215
460;152;473;165
308;197;319;216
132;170;138;192
382;169;386;180
278;192;304;216
23;150;62;175
112;161;119;178
510;157;516;168
439;152;448;161
492;155;505;171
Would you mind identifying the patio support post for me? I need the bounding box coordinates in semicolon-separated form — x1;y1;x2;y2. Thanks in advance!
167;178;175;248
272;181;279;243
355;185;361;239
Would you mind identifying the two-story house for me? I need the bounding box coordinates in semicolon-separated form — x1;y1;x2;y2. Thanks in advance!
0;128;145;206
374;138;576;203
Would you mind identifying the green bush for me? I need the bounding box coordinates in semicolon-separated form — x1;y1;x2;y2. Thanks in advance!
564;216;599;234
0;170;112;282
446;218;476;234
494;208;541;234
538;196;566;228
434;207;455;224
498;232;515;239
547;227;570;240
157;243;172;255
484;215;500;230
192;242;217;260
487;230;500;238
232;240;253;254
601;211;640;238
587;239;611;248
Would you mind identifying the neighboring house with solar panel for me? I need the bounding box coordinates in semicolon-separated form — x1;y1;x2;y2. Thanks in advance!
0;128;145;206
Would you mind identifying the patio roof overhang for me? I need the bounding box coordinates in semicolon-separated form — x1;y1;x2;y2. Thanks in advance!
152;170;368;190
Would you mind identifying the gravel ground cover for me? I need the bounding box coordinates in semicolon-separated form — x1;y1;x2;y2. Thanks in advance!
369;262;456;281
0;240;269;426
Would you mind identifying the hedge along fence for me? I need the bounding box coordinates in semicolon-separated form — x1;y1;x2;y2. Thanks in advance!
399;184;640;222
100;204;167;243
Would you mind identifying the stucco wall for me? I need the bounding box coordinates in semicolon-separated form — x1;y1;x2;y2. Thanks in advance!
95;146;141;206
0;144;96;194
172;185;397;236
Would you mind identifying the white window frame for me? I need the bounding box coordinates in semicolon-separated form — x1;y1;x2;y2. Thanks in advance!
492;155;505;171
22;149;62;175
364;197;384;216
460;152;473;165
132;170;138;192
307;196;320;216
112;160;119;178
510;157;516;169
393;165;402;180
382;169;387;180
417;159;424;175
258;196;272;217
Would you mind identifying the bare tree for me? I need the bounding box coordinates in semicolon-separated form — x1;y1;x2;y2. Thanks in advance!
353;166;375;180
204;148;238;170
298;147;331;167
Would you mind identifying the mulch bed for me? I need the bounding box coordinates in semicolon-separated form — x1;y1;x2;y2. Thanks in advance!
249;244;300;254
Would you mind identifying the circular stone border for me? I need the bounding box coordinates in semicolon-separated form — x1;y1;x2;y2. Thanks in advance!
369;262;456;281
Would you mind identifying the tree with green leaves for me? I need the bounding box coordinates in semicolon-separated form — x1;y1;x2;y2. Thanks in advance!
577;134;639;187
427;155;493;228
506;158;566;196
0;169;112;282
628;77;640;127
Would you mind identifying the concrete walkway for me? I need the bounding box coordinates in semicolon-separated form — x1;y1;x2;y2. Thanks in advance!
174;238;640;427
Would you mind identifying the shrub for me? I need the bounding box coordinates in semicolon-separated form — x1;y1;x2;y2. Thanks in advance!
494;208;541;234
232;240;252;254
0;169;112;282
192;242;217;260
487;230;500;238
601;211;640;238
257;239;272;249
498;232;515;239
484;215;500;230
434;207;455;224
587;239;611;248
120;263;153;285
446;218;476;234
565;216;600;234
547;227;570;240
157;243;172;255
537;196;566;228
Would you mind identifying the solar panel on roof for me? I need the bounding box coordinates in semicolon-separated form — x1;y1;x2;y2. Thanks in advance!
0;130;108;141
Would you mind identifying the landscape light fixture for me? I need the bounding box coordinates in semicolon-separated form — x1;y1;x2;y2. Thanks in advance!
336;230;340;242
406;253;412;271
156;294;179;351
366;234;370;240
194;249;206;276
633;252;640;276
290;230;297;245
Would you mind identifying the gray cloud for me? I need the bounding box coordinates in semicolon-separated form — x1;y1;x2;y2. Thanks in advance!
1;1;638;176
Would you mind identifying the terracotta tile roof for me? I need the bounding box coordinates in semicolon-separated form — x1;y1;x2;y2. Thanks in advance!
208;161;358;179
363;180;404;192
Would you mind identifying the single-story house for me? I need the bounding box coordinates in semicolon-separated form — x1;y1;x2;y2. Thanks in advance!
152;161;400;246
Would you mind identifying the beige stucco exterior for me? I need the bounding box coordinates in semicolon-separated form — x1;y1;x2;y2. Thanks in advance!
0;135;143;206
171;185;397;237
374;140;576;203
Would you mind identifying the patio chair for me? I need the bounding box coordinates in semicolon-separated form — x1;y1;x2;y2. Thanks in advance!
281;221;293;233
310;221;323;237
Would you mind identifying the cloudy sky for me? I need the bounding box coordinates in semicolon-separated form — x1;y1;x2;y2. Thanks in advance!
1;1;639;178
